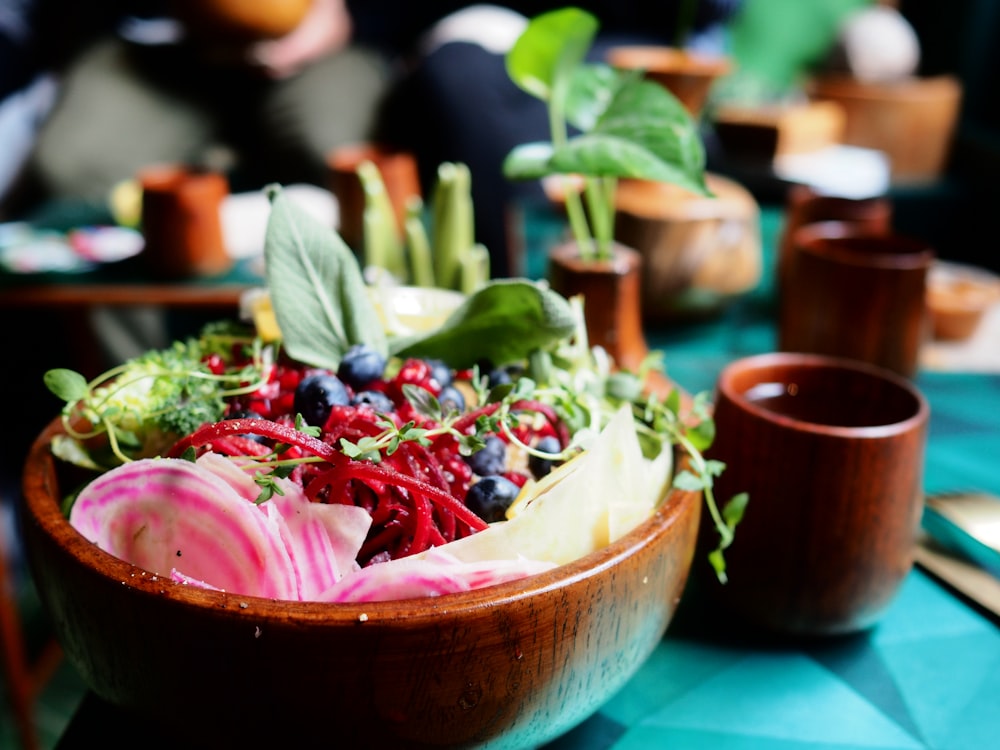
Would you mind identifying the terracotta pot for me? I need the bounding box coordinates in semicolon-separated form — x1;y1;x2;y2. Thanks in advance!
138;165;232;279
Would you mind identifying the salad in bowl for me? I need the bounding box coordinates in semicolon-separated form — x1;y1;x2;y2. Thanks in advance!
22;185;743;747
41;186;739;603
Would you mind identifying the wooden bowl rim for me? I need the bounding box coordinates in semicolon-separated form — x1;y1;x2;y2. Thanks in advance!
716;352;929;438
791;221;934;271
606;45;733;76
23;417;700;624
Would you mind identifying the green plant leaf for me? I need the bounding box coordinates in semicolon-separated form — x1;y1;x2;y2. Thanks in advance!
506;71;709;196
264;185;388;370
563;63;629;132
389;280;576;368
505;6;598;102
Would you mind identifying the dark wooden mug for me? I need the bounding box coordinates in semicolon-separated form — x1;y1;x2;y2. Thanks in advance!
779;221;933;378
776;184;892;300
700;352;929;636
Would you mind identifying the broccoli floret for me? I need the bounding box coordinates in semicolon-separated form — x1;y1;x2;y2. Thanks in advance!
45;326;268;468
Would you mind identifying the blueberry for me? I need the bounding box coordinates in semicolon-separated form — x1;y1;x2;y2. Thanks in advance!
465;475;521;523
426;358;453;388
529;435;562;478
337;344;386;390
225;409;268;444
351;389;394;413
487;367;512;388
294;373;350;426
438;384;466;414
464;435;507;476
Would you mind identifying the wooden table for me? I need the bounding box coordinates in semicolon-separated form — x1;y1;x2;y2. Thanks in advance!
0;258;264;377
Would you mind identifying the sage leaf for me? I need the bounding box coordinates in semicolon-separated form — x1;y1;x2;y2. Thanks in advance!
389;280;576;368
264;184;387;370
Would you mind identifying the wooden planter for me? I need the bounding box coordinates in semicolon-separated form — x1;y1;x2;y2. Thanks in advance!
808;75;963;183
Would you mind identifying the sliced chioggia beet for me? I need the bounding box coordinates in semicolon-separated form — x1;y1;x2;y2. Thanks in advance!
195;453;371;597
69;454;371;600
318;548;556;602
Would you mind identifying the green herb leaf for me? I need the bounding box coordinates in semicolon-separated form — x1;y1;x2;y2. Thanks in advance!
293;414;321;438
672;469;706;492
44;368;89;403
402;384;441;421
389;280;576;368
254;472;286;504
723;491;749;529
264;184;388;370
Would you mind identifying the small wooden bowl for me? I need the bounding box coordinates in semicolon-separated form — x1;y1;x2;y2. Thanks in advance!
926;261;1000;341
606;46;732;117
20;420;702;748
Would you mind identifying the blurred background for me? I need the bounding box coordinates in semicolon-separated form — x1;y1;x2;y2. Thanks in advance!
3;0;999;747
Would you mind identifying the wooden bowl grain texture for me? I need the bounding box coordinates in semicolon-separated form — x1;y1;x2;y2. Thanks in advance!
21;419;701;749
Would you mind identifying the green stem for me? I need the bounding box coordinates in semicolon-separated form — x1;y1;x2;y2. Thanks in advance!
583;176;617;259
549;74;595;257
404;197;435;287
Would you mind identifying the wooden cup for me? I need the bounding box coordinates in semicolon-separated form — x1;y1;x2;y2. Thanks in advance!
701;352;929;636
776;184;892;294
138;165;232;278
779;221;933;378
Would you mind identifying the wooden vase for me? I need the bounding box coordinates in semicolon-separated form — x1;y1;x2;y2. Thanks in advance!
548;242;648;372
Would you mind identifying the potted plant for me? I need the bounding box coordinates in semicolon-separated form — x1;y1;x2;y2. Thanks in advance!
502;5;711;373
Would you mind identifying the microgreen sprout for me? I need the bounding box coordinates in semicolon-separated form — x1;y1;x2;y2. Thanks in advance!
44;325;271;469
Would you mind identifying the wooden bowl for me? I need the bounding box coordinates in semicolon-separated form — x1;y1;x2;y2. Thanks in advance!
613;174;763;320
926;261;1000;341
20;419;702;748
606;46;732;117
541;173;762;319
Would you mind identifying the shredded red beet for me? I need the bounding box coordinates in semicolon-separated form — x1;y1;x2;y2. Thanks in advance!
168;417;488;565
167;395;567;566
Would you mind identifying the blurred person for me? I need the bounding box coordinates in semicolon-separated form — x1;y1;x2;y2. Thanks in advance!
2;0;393;212
375;1;745;276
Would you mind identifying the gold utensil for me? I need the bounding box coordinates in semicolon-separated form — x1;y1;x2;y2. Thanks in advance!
918;491;1000;621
